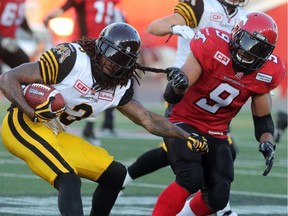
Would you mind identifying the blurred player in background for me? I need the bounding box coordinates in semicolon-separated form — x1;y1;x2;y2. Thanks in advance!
0;0;35;74
44;0;125;145
123;1;248;215
274;111;287;143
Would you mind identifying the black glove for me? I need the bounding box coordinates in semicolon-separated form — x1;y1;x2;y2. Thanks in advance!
166;67;189;90
187;133;209;154
166;67;180;81
259;141;276;176
33;97;65;122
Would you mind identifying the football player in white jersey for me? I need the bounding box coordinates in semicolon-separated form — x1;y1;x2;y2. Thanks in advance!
123;1;249;215
0;23;208;216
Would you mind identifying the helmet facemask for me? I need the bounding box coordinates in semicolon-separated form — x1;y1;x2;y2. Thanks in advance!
230;29;275;74
97;37;138;78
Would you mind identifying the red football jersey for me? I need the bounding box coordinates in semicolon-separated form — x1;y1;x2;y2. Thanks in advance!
169;27;286;138
0;0;26;37
71;0;120;40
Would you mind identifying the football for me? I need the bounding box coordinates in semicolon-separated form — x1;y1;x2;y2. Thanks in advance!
23;83;66;112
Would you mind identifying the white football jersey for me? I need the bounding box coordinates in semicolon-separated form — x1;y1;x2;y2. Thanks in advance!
174;0;247;67
38;42;133;133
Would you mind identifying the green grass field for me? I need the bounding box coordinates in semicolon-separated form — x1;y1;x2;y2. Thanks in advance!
0;99;287;216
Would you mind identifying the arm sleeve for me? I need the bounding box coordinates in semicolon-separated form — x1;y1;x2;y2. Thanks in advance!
174;0;204;28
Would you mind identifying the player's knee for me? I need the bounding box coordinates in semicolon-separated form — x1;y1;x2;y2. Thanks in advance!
208;182;230;211
97;161;127;189
54;173;81;191
176;164;204;193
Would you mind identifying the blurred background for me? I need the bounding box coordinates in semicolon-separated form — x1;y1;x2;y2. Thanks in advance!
5;0;287;103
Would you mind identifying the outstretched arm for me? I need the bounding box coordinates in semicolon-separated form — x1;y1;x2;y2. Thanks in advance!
147;13;186;36
117;99;208;153
117;98;189;139
44;0;74;26
251;93;275;176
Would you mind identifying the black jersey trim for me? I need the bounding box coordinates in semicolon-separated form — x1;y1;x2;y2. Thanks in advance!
117;79;134;106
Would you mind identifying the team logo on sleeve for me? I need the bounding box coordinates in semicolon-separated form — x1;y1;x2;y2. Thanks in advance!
214;51;230;65
255;73;272;83
54;44;71;63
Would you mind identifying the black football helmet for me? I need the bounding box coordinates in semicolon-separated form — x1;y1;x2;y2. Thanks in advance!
229;11;278;74
96;22;141;78
218;0;248;8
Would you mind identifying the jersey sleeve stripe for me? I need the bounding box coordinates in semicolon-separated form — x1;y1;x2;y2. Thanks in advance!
174;2;197;28
38;61;48;83
39;51;59;84
39;54;52;84
45;50;59;84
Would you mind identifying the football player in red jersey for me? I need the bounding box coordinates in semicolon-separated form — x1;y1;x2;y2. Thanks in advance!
123;1;248;215
44;0;125;145
0;22;208;216
152;11;285;216
44;0;121;40
0;0;34;74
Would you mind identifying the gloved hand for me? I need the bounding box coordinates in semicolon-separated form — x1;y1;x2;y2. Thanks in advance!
166;67;189;90
259;141;276;176
171;25;195;39
33;97;66;122
187;133;208;154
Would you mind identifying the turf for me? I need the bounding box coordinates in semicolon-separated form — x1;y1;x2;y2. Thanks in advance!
0;99;287;215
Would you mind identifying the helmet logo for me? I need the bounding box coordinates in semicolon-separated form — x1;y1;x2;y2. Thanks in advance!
241;15;248;25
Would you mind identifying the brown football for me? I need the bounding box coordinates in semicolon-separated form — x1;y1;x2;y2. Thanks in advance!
23;83;66;112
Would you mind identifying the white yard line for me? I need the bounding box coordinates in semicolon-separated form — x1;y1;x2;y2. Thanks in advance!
0;196;286;215
0;172;286;200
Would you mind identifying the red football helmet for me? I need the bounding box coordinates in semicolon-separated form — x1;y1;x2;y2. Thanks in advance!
229;11;278;73
218;0;248;8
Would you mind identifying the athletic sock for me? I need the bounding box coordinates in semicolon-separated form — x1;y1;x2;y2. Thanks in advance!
216;202;231;216
177;196;195;216
152;181;190;216
190;191;215;216
122;168;133;187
